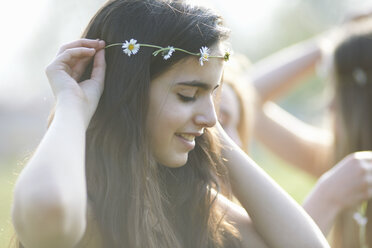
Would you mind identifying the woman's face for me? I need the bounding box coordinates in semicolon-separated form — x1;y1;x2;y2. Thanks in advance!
147;45;224;167
219;83;242;148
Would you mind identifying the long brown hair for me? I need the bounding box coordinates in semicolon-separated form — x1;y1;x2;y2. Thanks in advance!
330;19;372;248
15;1;241;247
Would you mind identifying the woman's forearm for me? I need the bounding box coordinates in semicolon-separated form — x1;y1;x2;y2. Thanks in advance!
254;101;333;177
12;101;88;248
250;38;321;103
218;124;329;248
302;182;341;236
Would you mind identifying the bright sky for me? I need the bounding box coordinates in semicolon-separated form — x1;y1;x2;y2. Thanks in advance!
191;0;283;28
0;0;49;69
0;0;100;104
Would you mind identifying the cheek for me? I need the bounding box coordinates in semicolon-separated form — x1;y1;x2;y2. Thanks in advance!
147;103;191;167
159;97;192;122
148;100;184;141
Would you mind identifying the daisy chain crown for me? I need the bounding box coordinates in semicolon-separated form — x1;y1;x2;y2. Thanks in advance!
105;38;230;66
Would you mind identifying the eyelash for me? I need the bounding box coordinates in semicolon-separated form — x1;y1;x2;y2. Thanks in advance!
177;94;196;102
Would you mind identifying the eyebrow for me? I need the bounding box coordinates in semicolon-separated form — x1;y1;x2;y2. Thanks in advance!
176;81;220;91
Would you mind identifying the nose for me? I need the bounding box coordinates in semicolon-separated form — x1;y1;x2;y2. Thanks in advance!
194;95;217;128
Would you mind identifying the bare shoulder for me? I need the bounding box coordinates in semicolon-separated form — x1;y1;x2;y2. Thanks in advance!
75;201;103;248
215;192;269;248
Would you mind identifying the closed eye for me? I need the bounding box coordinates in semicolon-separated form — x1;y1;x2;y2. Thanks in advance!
177;94;196;102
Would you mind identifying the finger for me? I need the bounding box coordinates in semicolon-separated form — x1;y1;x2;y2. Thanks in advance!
46;47;96;79
58;47;96;65
354;151;372;161
360;159;372;174
90;48;106;85
57;39;104;55
360;174;372;199
79;49;106;103
69;42;105;81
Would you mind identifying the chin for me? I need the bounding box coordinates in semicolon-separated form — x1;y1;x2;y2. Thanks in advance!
163;160;187;168
158;154;189;168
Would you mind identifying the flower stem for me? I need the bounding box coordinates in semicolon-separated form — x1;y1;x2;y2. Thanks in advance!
105;43;123;49
359;201;369;248
173;48;199;56
105;43;227;60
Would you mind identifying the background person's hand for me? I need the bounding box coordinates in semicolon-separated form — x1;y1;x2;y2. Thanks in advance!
317;151;372;211
302;151;372;235
45;39;106;125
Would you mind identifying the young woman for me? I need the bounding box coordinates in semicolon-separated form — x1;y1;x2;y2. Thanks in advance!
11;0;329;247
250;18;372;247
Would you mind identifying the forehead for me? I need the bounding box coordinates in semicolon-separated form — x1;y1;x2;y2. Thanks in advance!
151;44;225;87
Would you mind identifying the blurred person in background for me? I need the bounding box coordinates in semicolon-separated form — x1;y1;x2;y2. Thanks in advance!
249;16;372;248
219;54;255;153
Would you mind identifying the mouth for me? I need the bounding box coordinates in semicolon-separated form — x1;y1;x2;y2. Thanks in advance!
176;133;195;142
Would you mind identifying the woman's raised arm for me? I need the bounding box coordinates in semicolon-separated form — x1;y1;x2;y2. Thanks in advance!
12;39;106;248
216;123;330;248
254;102;333;177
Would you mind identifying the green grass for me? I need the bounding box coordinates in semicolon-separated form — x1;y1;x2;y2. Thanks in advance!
0;160;20;248
251;142;317;203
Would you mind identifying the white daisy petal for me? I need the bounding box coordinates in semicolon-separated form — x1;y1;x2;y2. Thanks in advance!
163;46;175;60
131;43;140;55
199;57;204;66
199;46;209;66
122;41;130;56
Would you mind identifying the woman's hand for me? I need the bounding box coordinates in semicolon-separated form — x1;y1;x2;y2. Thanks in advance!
45;39;106;126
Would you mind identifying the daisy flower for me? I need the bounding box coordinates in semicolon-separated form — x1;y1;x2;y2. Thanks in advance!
122;39;140;56
163;46;175;60
199;46;210;66
354;212;368;226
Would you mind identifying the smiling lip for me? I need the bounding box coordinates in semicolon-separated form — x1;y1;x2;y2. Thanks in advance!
175;132;202;150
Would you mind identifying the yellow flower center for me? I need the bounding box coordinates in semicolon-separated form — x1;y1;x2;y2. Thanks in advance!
203;54;208;59
128;44;134;51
